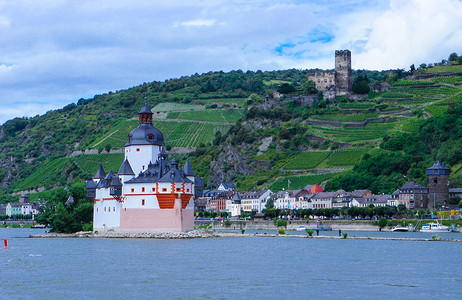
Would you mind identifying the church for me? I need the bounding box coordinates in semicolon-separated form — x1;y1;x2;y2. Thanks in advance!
86;103;203;232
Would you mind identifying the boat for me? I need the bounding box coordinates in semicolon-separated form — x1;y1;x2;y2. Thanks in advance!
296;226;306;231
420;222;451;233
391;225;409;232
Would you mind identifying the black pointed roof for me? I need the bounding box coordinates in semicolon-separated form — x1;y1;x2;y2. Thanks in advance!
140;102;153;114
183;158;195;176
232;192;241;204
118;159;135;176
94;164;106;179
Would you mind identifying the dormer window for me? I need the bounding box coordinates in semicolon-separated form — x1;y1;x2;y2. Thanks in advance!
148;134;154;140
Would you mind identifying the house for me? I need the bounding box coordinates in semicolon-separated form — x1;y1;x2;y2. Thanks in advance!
0;204;6;215
6;203;22;217
398;181;428;209
226;192;242;217
240;189;273;213
449;188;462;200
274;189;310;210
351;194;388;207
387;190;400;207
218;183;236;191
86;103;203;233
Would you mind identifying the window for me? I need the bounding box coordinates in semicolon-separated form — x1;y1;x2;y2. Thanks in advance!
162;188;167;192
176;188;181;192
113;207;116;212
137;148;140;152
108;207;111;212
152;188;155;192
96;208;98;212
104;207;106;212
187;189;190;192
131;188;134;193
142;187;145;192
142;199;145;206
434;178;438;183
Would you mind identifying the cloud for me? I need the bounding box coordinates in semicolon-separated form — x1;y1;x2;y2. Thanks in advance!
338;0;462;69
0;0;460;124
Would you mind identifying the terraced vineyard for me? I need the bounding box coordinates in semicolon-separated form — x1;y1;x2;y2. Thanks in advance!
283;151;331;169
167;108;244;122
152;103;204;112
269;173;338;192
14;153;125;192
322;148;370;167
311;113;378;122
91;119;231;149
310;121;398;143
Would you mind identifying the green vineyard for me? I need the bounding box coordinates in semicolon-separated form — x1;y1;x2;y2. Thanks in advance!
283;151;331;169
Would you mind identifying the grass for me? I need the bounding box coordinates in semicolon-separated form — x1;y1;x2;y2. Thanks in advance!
283;151;331;169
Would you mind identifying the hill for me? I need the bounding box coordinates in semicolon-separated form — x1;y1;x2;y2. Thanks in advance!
1;55;462;202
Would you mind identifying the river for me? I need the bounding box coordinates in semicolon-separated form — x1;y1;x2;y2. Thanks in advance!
1;228;461;299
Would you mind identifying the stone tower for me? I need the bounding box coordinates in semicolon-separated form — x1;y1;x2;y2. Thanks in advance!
426;161;450;209
335;50;352;93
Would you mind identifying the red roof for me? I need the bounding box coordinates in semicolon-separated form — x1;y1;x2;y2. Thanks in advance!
308;184;323;194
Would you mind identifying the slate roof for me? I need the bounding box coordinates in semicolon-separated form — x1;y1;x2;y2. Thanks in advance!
183;158;195;176
232;191;241;204
94;164;106;179
140;102;153;114
118;159;135;176
125;123;164;146
400;181;427;191
426;161;450;175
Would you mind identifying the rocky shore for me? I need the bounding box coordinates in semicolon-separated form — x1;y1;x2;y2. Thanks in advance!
29;230;462;242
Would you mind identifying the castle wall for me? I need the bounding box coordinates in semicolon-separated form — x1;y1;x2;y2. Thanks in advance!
93;198;121;230
119;208;194;232
308;72;335;92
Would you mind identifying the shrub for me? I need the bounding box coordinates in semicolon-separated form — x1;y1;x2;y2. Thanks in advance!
241;229;246;234
342;232;348;239
82;223;93;231
306;229;315;236
277;220;287;227
278;228;286;235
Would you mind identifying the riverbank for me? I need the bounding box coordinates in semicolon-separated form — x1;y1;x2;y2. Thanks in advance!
28;230;462;242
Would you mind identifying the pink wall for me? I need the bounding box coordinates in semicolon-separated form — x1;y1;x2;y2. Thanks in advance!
120;208;194;232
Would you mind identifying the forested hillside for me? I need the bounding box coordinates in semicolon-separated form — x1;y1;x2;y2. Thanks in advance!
1;54;462;203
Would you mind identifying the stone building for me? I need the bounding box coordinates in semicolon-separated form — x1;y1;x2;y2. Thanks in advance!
308;50;352;99
426;161;450;208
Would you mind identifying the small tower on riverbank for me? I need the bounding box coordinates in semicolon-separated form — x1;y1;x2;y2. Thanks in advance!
426;161;450;209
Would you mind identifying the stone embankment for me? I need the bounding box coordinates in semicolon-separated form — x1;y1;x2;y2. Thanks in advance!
29;230;462;242
30;230;221;239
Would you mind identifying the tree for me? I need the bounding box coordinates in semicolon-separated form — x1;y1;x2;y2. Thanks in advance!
449;52;458;62
410;64;415;73
302;79;317;95
265;198;274;209
352;75;370;94
277;83;296;94
378;217;388;229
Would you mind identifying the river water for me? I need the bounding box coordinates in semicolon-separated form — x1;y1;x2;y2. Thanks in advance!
1;228;461;299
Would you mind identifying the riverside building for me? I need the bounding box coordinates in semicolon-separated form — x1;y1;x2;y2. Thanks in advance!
86;103;203;232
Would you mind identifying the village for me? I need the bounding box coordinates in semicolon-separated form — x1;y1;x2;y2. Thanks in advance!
196;160;462;219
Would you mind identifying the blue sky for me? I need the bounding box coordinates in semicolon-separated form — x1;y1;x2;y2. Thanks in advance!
0;0;461;124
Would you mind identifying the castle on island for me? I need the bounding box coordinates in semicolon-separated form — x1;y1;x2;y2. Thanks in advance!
86;103;203;232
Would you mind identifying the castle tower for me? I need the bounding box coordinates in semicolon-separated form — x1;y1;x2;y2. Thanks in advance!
125;102;164;175
335;50;352;92
426;161;450;209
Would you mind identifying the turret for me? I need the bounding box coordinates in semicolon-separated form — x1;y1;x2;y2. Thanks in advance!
426;161;450;208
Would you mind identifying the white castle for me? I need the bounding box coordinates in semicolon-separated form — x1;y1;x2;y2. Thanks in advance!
86;103;203;232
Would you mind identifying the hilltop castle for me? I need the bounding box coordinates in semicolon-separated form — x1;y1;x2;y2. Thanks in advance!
86;103;203;232
308;50;352;99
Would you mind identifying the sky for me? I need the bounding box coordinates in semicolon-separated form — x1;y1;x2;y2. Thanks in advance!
0;0;461;124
